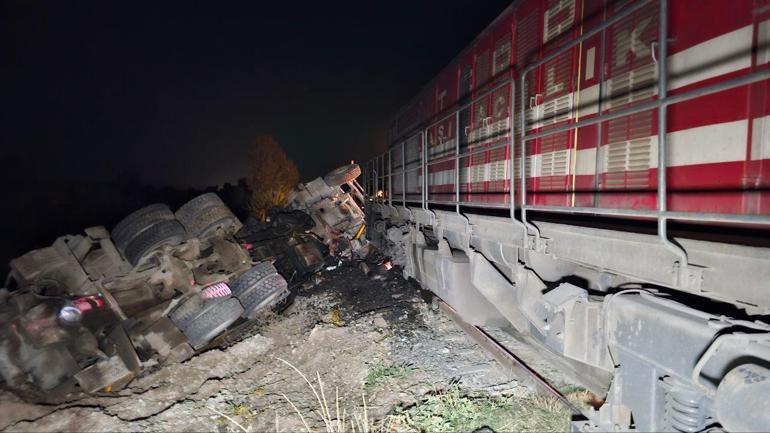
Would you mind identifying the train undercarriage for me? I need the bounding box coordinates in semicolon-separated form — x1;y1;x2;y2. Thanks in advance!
368;203;770;432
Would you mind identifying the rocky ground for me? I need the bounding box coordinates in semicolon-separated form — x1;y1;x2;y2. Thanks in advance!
0;264;578;432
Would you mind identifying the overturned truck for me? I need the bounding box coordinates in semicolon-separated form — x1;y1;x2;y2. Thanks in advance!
365;0;770;431
0;193;290;396
0;166;367;398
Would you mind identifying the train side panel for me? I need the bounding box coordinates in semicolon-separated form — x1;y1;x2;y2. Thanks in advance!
388;0;770;216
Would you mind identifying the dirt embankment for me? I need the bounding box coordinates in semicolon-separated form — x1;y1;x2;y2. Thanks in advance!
1;264;575;432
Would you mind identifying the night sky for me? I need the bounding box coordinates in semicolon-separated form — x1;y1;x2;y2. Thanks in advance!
1;0;510;188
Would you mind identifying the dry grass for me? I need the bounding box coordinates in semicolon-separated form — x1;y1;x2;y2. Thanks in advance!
506;395;573;432
277;358;371;433
561;385;601;413
276;358;579;433
206;405;250;433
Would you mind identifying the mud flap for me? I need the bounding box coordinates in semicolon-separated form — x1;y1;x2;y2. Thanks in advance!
140;317;195;364
74;354;135;393
75;326;140;393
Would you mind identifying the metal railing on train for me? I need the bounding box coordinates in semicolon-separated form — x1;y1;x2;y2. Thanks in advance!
366;0;770;282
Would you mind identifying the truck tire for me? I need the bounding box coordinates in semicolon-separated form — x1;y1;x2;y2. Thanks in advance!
175;193;242;238
175;193;223;221
111;204;175;252
168;294;219;330
176;297;243;349
122;219;186;266
236;273;289;319
230;261;277;296
323;164;361;187
183;205;240;238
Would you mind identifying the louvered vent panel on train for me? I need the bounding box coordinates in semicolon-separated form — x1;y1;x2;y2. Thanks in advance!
491;86;511;142
392;172;404;194
604;138;652;189
486;144;507;192
541;94;573;126
459;108;472;151
603;4;658;191
493;38;511;77
607;2;657;106
544;0;576;43
513;156;536;190
518;155;538;189
406;169;420;193
541;130;571;154
428;126;456;160
541;41;574;128
489;117;511;142
391;145;403;169
513;95;523;146
517;11;540;134
490;161;507;188
471;164;486;183
525;104;541;131
459;153;471;193
607;111;653;144
472;100;489;145
538;149;570;190
405;134;421;165
460;65;473;99
608;63;656;109
460;166;470;183
476;50;490;88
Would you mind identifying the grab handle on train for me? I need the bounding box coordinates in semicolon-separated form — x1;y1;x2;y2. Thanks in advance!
529;93;542;109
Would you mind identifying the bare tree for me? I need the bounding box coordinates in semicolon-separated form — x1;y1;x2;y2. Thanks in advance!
246;136;299;220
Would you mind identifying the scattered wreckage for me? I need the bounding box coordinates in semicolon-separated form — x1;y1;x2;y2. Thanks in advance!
288;163;368;257
0;164;368;398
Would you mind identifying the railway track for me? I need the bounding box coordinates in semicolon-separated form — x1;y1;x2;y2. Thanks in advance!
437;299;587;421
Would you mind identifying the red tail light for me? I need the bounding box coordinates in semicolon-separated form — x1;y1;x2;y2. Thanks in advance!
201;282;231;299
71;295;106;313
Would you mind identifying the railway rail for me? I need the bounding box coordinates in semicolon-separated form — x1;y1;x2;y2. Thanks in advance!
437;299;586;421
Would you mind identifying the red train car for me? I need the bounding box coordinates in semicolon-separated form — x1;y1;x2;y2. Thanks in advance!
377;0;770;216
366;1;770;431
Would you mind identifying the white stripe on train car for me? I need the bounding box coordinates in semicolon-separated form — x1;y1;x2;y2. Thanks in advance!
531;25;755;118
424;23;770;188
667;25;753;90
591;121;746;174
752;115;770;161
663;120;748;167
429;120;751;187
758;19;770;65
529;120;756;176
